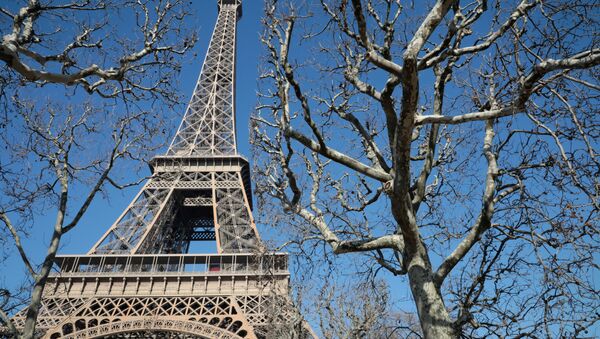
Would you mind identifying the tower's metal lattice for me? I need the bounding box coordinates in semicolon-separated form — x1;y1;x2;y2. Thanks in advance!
6;1;312;338
89;0;259;256
167;0;239;157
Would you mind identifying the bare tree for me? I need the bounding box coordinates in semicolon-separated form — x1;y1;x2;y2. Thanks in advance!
0;0;196;104
0;100;168;338
0;1;196;338
315;279;421;338
252;0;599;338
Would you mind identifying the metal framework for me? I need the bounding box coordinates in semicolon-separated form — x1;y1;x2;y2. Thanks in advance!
168;0;240;157
89;157;260;254
6;1;312;338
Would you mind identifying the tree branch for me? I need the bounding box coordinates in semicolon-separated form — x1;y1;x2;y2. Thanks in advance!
434;119;500;287
416;49;600;126
0;212;35;278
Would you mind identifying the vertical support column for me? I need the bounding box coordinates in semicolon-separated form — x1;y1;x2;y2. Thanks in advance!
211;171;224;253
89;181;173;254
214;170;261;253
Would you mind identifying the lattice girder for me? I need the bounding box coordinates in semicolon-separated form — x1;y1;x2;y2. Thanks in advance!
32;294;299;339
168;3;240;156
90;162;261;254
42;296;252;338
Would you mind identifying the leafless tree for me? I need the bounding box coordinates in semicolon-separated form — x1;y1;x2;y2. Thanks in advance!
0;1;195;338
0;100;169;338
0;0;196;104
315;279;421;338
252;0;599;338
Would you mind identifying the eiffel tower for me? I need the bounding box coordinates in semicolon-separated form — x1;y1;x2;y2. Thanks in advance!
7;1;309;338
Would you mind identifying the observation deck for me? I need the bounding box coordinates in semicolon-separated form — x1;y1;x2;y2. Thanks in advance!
45;253;289;298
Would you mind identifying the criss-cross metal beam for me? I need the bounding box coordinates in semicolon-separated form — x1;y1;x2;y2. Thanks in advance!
168;1;240;156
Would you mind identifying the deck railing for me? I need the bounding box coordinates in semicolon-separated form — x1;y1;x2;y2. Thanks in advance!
50;253;288;277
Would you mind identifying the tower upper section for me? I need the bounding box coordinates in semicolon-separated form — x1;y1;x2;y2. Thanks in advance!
167;0;242;156
218;0;242;20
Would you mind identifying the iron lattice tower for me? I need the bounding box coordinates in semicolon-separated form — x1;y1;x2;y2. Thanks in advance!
8;1;310;338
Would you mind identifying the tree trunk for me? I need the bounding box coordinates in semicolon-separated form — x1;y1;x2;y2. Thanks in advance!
390;194;456;337
406;254;456;339
21;280;45;339
20;228;62;339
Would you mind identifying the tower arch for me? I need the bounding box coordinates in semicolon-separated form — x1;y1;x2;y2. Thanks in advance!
50;318;246;339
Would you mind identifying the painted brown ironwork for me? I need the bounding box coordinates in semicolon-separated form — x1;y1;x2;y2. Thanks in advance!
7;1;313;338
